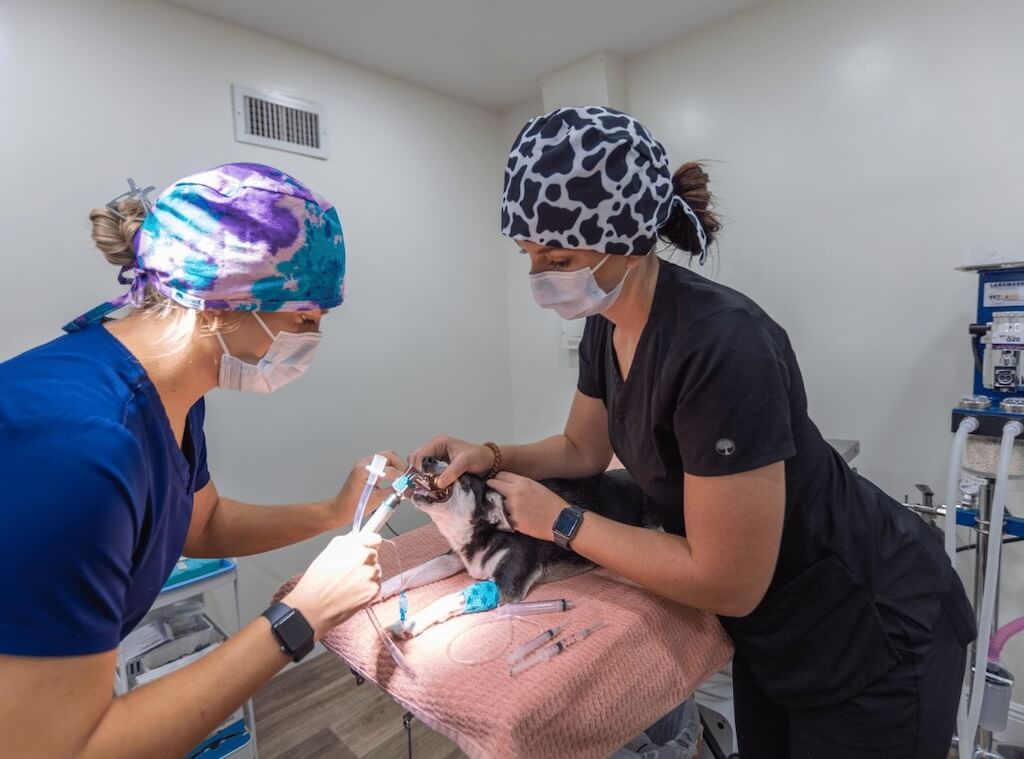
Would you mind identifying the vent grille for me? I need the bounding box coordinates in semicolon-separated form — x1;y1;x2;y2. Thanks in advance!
244;95;320;149
232;85;327;159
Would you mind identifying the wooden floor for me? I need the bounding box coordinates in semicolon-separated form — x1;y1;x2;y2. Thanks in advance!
253;657;964;759
253;652;467;759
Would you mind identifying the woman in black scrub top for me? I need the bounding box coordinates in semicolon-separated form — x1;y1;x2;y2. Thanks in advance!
413;107;975;758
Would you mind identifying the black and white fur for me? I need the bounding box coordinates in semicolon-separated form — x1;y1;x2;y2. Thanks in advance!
380;459;658;638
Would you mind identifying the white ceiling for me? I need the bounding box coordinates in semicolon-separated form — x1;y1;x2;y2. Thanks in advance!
162;0;764;109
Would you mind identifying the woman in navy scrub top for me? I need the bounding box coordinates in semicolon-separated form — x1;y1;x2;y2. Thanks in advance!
414;107;976;758
0;164;403;757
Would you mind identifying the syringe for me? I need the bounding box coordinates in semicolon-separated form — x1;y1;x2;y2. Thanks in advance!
495;599;572;617
509;621;607;677
508;625;563;665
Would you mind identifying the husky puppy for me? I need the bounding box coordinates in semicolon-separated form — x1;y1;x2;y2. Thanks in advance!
380;459;657;638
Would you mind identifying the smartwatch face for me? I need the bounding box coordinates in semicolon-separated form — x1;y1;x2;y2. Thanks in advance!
278;610;313;650
553;509;582;537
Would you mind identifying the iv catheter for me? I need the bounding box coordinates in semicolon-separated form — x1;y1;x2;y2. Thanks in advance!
495;599;573;617
508;625;563;665
509;621;607;677
366;604;416;678
353;454;388;533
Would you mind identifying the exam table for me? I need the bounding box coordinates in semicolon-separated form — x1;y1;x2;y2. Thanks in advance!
274;524;733;759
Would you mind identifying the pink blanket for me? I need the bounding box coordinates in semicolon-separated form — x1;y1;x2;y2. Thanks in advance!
274;525;733;759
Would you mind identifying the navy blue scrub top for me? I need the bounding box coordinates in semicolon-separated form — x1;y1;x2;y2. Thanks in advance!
578;260;975;707
0;324;209;656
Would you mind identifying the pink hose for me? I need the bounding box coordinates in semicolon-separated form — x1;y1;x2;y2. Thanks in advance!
990;615;1024;662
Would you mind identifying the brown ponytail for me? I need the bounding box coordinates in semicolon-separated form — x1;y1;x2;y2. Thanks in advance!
659;161;721;256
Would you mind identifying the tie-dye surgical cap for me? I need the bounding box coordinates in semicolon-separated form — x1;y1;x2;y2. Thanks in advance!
64;162;345;333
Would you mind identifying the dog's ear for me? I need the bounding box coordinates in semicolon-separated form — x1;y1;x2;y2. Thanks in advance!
484;490;514;531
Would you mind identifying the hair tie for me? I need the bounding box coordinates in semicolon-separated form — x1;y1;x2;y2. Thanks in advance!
105;178;156;220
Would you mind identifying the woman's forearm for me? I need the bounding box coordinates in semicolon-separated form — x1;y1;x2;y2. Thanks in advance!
83;618;288;759
502;434;610;481
569;511;755;617
187;497;333;558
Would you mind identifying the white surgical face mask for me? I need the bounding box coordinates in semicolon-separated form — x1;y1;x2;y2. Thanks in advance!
216;313;321;394
529;255;630;320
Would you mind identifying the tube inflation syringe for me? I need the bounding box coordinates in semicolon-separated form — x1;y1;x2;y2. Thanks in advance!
508;625;563;665
353;455;389;533
508;621;607;677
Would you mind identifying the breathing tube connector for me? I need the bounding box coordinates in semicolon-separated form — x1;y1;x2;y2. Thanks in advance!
353;455;389;533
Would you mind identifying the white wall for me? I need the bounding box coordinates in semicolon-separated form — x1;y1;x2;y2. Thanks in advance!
0;0;512;623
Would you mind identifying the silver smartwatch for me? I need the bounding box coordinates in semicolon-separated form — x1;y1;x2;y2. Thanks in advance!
552;506;586;550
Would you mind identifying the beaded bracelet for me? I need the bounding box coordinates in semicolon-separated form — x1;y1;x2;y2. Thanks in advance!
482;441;502;480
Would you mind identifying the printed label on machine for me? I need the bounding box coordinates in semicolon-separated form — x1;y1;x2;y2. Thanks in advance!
988;310;1024;350
984;281;1024;307
991;321;1024;347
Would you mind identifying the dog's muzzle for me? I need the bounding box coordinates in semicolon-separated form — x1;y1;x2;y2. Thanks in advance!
410;460;453;503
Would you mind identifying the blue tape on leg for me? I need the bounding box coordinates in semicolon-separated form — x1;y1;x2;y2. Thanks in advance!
462;580;500;614
399;591;408;623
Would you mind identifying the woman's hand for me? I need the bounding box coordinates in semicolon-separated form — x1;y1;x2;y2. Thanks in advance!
284;531;382;639
410;435;496;489
327;450;407;529
487;472;568;541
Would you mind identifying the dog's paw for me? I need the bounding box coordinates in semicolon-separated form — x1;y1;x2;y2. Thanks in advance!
387;619;416;640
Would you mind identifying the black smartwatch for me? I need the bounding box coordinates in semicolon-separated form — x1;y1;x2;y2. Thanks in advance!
262;602;315;662
552;505;586;550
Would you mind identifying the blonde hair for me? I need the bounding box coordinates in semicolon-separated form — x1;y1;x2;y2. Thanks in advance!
89;199;236;351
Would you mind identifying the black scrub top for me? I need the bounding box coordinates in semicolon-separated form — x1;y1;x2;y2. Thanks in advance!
578;260;975;708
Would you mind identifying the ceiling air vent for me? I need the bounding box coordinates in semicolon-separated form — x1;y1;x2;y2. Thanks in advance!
232;85;327;160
